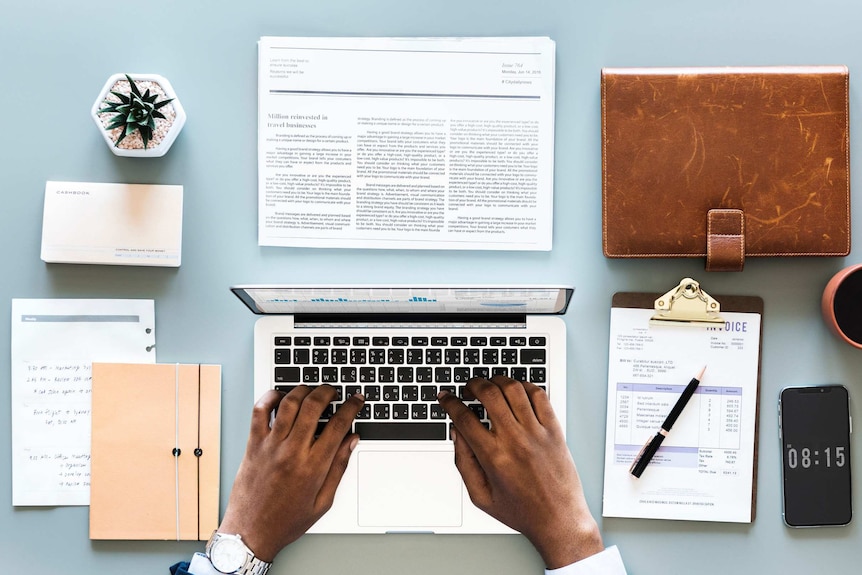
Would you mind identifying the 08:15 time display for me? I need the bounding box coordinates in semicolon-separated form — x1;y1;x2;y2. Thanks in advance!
785;444;847;469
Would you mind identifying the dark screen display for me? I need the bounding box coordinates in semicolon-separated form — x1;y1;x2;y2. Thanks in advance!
780;386;852;527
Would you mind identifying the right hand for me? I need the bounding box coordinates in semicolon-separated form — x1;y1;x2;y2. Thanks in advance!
437;376;604;569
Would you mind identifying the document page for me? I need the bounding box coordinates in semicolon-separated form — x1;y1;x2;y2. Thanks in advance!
11;299;156;506
258;36;556;250
602;307;761;522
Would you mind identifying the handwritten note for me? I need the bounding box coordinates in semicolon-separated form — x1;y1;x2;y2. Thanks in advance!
15;361;93;499
11;298;155;506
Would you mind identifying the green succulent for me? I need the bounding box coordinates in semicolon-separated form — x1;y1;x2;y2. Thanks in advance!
98;74;174;149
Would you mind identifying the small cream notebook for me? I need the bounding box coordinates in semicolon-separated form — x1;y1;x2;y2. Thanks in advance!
41;181;183;267
90;363;221;540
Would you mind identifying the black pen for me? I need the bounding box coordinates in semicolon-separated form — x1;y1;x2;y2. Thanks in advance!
629;366;706;478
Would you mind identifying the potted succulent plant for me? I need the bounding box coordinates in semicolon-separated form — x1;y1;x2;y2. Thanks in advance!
91;73;186;158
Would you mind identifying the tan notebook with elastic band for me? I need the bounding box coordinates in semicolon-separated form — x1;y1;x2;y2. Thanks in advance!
90;363;221;540
602;65;850;271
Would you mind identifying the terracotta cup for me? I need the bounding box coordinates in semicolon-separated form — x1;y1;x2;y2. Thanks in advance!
822;264;862;348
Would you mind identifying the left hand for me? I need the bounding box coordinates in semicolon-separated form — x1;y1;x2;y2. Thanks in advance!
218;386;365;561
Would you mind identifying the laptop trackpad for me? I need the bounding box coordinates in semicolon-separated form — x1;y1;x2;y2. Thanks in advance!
357;451;463;529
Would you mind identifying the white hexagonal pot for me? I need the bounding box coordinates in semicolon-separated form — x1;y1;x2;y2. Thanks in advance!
91;73;186;158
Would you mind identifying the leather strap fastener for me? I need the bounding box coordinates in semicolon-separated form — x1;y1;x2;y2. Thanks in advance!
706;209;745;272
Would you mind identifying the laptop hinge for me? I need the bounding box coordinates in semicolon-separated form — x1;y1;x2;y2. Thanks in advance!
293;313;528;329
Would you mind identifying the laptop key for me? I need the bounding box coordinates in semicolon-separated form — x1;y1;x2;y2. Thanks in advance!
431;337;448;346
393;404;409;419
378;367;395;383
334;337;350;346
321;367;338;383
372;336;390;346
420;385;438;401
529;337;547;346
434;367;452;383
275;367;301;383
359;367;376;383
453;368;471;383
416;367;433;383
369;349;386;364
520;349;546;364
470;337;488;346
463;349;480;364
350;349;367;364
425;348;442;364
312;348;328;364
382;385;399;401
303;367;319;383
355;422;446;440
451;337;467;346
402;385;419;401
411;404;428;419
529;367;547;383
392;336;409;346
472;367;490;379
411;336;429;346
511;367;528;381
430;404;447;419
294;349;310;364
501;349;518;364
444;349;461;364
510;336;527;346
492;367;509;378
482;349;499;364
490;337;507;346
373;404;390;419
275;336;291;346
363;385;381;401
397;367;414;383
388;349;405;364
356;405;371;419
353;337;370;346
406;349;423;364
294;337;311;346
346;385;362;397
331;349;348;364
314;336;330;346
340;367;357;383
274;349;291;364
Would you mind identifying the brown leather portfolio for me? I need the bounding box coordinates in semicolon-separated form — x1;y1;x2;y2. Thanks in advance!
90;363;221;540
602;66;850;271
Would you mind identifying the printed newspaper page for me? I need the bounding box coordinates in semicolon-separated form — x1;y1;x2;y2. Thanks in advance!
258;37;555;250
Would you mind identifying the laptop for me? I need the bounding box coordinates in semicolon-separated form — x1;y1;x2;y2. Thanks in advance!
231;285;573;534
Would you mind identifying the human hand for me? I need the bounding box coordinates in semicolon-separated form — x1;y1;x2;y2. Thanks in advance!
438;376;603;569
218;386;364;562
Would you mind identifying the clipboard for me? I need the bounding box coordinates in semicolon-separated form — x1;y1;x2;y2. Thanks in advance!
603;278;763;522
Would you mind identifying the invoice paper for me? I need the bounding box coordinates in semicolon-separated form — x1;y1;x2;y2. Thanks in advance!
602;307;761;522
11;299;156;506
258;36;556;250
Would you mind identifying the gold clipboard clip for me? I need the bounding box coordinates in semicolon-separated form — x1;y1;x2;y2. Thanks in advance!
650;278;724;327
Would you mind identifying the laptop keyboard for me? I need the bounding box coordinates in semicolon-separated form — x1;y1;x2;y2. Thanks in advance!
272;334;548;440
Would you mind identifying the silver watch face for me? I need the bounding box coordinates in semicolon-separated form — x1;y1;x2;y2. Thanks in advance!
210;536;248;573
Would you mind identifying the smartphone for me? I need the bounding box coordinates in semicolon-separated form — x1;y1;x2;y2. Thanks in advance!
779;385;852;527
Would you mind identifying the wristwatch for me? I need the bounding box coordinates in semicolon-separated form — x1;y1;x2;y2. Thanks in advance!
205;530;272;575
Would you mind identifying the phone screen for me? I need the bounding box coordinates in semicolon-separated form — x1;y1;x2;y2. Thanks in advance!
779;385;852;527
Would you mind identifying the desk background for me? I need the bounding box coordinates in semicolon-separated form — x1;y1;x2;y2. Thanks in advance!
2;1;860;573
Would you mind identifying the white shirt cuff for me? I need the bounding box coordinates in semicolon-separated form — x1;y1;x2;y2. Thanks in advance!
544;546;627;575
188;552;222;575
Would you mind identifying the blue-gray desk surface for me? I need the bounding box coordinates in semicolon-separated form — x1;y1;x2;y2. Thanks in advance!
2;1;860;573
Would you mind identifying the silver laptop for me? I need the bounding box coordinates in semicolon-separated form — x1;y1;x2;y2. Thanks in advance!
231;285;573;534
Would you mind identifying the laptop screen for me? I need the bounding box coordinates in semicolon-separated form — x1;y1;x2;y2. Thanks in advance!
231;286;573;315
